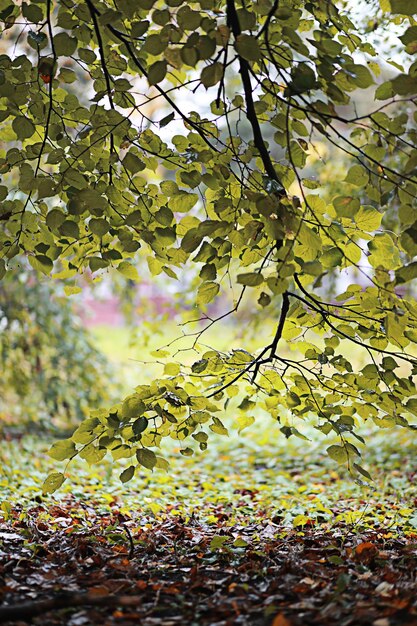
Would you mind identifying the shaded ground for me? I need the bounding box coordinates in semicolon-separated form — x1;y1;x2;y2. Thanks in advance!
1;504;417;625
0;430;416;625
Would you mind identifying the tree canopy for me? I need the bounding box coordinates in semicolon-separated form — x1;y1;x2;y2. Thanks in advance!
1;0;417;491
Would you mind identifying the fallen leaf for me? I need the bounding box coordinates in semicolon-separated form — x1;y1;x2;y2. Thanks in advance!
355;541;377;555
272;613;292;626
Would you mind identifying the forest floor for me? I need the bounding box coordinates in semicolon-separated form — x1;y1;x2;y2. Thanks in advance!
0;426;416;626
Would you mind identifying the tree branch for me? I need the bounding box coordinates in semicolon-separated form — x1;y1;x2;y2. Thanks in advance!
85;0;115;183
102;22;218;152
256;0;279;40
0;593;144;622
34;0;56;177
291;274;417;365
251;290;290;382
206;291;291;397
226;0;281;185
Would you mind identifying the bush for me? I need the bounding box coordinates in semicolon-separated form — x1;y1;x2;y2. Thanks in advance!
0;269;114;431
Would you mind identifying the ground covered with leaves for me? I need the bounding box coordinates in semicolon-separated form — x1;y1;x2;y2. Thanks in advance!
0;427;416;625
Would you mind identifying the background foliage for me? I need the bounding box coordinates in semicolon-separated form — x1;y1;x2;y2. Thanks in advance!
0;0;417;490
0;266;114;431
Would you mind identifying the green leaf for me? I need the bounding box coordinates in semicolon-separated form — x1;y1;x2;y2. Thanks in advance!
53;32;77;56
237;272;263;287
191;358;208;373
200;62;223;88
0;501;11;522
42;472;66;494
132;416;148;435
355;206;382;232
209;535;229;550
368;233;400;269
326;445;349;464
89;257;109;272
154;456;169;472
333;196;360;218
89;218;110;237
233;538;249;548
114;78;132;92
136;448;157;469
180;447;194;456
72;418;100;444
235;34;261;61
59;68;76;83
59;220;80;239
159;112;175;128
181;46;199;67
353;462;373;481
391;74;417;96
120;466;135;483
79;444;106;465
390;0;417;14
147;257;163;275
196;281;220;305
148;60;167;85
399;26;417;54
344;63;374;88
210;416;229;436
28;30;47;50
344;165;369;187
180;170;201;188
63;285;82;296
120;394;146;420
28;255;53;275
12;116;35;140
48;439;76;461
123;152;146;173
164;362;180;376
23;4;44;21
79;47;97;63
193;432;208;443
117;261;139;280
401;221;417;255
258;292;271;307
375;81;394;100
296;224;322;261
170;193;198;213
321;247;343;269
396;262;417;284
289;63;316;93
46;209;65;230
200;263;216;281
379;0;391;10
237;415;255;433
293;514;310;528
181;229;203;252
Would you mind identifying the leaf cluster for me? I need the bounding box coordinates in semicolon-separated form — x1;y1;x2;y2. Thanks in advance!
0;0;416;489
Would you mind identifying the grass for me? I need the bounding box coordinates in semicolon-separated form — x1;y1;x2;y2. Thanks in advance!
1;418;416;535
1;322;416;535
89;316;281;391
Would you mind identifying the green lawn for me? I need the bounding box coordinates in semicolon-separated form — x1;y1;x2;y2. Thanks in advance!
90;318;282;392
54;321;414;533
1;416;416;534
1;321;415;533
